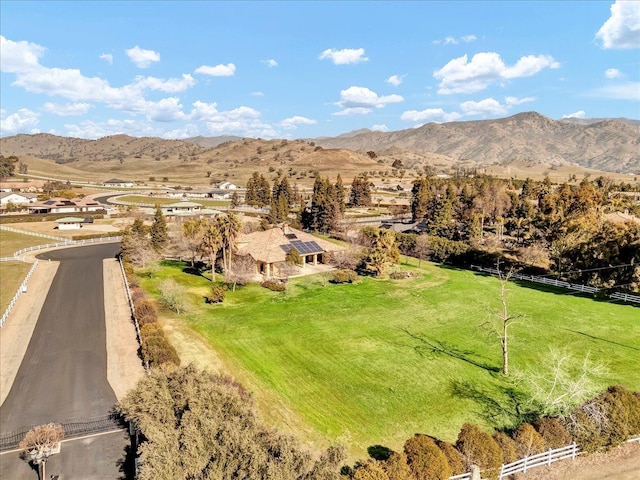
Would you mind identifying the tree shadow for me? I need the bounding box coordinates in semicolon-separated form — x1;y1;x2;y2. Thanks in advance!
400;328;500;373
564;328;640;351
450;379;535;430
367;444;394;461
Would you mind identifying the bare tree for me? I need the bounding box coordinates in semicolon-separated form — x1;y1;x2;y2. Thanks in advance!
514;348;607;416
482;265;523;376
19;423;64;480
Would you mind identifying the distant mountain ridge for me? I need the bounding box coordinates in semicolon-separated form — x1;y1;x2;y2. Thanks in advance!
312;112;640;173
0;112;638;174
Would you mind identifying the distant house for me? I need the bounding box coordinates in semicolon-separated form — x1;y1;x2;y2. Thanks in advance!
103;178;135;188
217;181;238;190
207;188;234;200
235;224;346;278
28;197;104;214
0;192;38;205
55;217;85;230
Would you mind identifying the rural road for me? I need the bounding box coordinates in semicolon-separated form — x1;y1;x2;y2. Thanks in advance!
0;243;120;430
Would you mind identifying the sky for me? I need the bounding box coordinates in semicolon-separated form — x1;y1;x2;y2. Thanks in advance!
1;1;639;140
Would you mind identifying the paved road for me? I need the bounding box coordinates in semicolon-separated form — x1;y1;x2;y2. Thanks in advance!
0;243;120;430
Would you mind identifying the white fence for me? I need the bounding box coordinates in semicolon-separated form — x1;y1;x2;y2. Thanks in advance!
499;443;578;478
0;236;122;328
117;255;146;372
0;225;67;242
472;265;639;306
0;260;39;327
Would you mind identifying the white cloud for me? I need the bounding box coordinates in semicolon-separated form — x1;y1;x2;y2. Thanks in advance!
333;86;403;115
433;34;477;45
99;53;113;65
505;96;536;105
434;52;560;94
332;107;373;116
132;74;195;93
189;101;278;138
605;68;622;78
592;81;640;100
0;35;45;74
146;97;185;122
595;0;640;49
386;75;403;86
43;102;92;116
262;59;278;67
319;48;368;65
0;108;40;135
194;63;236;76
250;91;264;96
372;124;388;132
125;45;160;68
460;98;509;116
280;116;317;130
400;108;462;123
562;111;586;119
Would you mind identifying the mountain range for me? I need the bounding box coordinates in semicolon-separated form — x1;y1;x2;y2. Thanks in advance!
1;112;638;179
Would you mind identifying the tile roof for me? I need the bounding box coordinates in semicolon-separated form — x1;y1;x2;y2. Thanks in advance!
236;225;345;264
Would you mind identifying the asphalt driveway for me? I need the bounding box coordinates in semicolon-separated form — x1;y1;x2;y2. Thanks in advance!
0;243;120;430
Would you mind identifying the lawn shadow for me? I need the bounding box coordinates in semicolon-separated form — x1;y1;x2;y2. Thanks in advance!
564;328;640;351
401;328;500;373
450;379;534;429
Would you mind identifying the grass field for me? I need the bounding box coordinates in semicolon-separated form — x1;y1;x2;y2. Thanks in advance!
0;261;31;313
0;229;52;257
116;195;230;208
139;260;640;455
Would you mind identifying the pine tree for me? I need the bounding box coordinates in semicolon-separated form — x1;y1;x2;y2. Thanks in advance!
149;205;168;251
411;177;431;221
334;174;346;213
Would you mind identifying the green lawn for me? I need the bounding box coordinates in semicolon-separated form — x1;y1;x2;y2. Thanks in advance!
139;261;640;454
117;195;230;208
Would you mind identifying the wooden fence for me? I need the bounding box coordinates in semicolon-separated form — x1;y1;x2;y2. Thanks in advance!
498;443;578;478
471;265;639;306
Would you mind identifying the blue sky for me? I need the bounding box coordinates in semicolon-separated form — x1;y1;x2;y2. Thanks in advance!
1;1;639;140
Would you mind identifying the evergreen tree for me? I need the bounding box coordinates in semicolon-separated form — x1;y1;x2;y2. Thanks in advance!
149;205;168;251
411;177;431;221
334;174;346;213
349;174;372;207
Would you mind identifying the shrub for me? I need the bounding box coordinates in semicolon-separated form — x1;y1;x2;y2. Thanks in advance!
455;423;502;480
389;271;414;280
435;439;465;475
140;323;180;367
331;269;358;284
352;460;389;480
492;431;517;464
134;300;158;326
158;278;188;314
404;434;451;480
533;417;571;449
381;452;415;480
513;423;546;458
206;284;227;304
262;279;286;292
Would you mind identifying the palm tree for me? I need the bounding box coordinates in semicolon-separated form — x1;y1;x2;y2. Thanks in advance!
218;213;242;273
201;220;222;282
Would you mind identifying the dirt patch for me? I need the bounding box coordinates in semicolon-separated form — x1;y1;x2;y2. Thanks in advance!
511;442;640;480
103;259;145;400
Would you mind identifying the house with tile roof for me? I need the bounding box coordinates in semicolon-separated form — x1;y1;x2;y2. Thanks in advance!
235;224;346;278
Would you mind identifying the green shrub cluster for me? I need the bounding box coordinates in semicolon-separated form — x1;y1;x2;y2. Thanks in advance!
331;269;358;284
261;279;286;291
206;284;227;304
130;283;180;369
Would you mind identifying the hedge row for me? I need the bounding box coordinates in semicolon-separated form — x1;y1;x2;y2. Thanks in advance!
123;259;180;369
346;385;640;480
